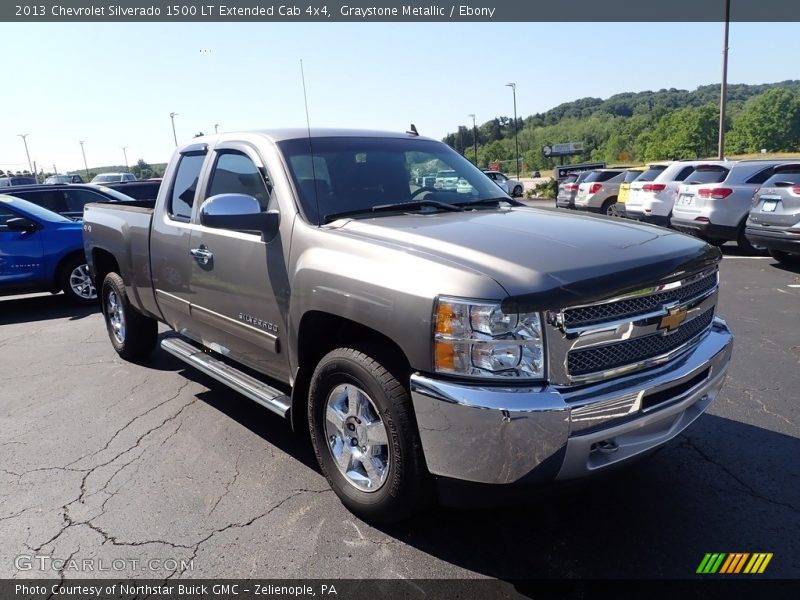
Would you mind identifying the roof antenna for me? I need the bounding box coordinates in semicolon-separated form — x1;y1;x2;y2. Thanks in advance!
406;123;419;136
300;59;321;224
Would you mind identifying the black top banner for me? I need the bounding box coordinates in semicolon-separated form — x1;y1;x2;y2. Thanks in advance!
4;0;800;22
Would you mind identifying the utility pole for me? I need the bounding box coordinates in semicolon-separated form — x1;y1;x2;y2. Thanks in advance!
718;0;731;159
468;113;478;165
79;141;90;178
214;123;219;134
122;146;129;171
170;112;179;146
505;83;520;179
17;134;33;175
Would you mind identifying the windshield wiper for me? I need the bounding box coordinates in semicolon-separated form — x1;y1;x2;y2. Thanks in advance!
324;200;463;223
458;197;522;208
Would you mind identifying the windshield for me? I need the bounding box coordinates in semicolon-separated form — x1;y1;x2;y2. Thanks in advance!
278;137;507;224
92;174;118;183
684;166;730;185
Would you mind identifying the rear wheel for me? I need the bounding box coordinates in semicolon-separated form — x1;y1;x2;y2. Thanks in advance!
512;185;523;197
737;226;767;255
769;249;800;266
308;347;429;523
600;198;618;216
59;255;97;304
101;272;158;361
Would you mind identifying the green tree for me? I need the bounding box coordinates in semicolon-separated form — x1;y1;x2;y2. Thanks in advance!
727;88;800;153
643;105;719;160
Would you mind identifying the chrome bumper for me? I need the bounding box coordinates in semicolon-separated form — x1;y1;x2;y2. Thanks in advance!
410;318;733;485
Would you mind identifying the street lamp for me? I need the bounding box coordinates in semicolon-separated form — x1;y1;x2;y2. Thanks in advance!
214;123;219;134
79;141;90;178
505;83;520;179
169;112;179;146
122;146;129;171
468;114;478;165
17;134;33;176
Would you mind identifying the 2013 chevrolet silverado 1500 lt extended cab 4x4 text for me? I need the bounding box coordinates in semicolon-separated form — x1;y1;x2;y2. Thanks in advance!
83;129;733;523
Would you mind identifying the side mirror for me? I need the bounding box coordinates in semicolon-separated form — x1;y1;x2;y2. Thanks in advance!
6;217;39;232
199;193;280;242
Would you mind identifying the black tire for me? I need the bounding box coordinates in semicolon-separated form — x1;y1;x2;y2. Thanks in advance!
59;254;97;304
512;185;523;197
769;249;800;266
737;227;767;255
601;198;618;217
308;347;428;523
101;272;158;361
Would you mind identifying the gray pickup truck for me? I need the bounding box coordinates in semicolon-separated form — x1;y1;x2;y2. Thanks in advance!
83;129;734;523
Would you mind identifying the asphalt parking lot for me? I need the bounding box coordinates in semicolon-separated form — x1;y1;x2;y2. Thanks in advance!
1;238;798;581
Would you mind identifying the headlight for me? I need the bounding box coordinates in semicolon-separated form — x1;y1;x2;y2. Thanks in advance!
433;296;545;380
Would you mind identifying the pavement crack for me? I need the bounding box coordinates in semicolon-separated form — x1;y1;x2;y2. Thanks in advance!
207;455;241;516
742;387;795;427
682;436;799;513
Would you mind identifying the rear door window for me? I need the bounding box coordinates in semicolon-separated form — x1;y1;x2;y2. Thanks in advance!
636;166;668;182
64;189;110;213
169;153;206;221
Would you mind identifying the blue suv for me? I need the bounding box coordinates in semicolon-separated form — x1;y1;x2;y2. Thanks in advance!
0;195;96;304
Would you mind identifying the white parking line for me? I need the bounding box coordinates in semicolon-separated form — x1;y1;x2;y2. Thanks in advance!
788;284;800;288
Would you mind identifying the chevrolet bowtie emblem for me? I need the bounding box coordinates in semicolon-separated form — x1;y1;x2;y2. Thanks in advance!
659;306;688;332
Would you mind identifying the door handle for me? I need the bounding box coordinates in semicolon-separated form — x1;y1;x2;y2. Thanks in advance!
190;247;213;265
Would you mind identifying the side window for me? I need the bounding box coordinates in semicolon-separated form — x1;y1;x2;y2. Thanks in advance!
746;167;775;185
64;189;107;213
24;191;67;214
169;153;205;221
0;205;19;230
206;152;271;210
674;167;695;182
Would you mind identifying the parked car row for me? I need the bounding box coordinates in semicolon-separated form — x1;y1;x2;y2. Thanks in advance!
557;158;800;261
421;169;525;197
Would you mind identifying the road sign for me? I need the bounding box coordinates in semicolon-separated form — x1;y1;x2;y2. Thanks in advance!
543;142;585;158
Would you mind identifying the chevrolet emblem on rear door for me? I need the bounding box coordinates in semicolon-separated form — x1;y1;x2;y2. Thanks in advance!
659;305;688;332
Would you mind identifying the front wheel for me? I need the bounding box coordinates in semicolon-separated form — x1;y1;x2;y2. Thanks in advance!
512;185;523;197
308;347;429;523
101;272;158;361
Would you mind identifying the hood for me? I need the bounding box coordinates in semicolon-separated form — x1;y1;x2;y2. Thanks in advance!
335;206;720;311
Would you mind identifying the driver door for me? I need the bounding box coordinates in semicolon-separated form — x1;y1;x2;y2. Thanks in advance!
187;144;290;382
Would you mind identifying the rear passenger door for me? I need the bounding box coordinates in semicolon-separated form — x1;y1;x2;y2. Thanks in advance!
187;144;289;381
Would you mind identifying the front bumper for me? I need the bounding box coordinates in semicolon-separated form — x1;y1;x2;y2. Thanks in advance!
410;318;733;487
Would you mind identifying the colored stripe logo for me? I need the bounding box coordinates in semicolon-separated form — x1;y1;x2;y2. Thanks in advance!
697;552;773;574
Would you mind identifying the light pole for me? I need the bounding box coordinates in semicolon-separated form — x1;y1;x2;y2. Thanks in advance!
79;141;89;178
468;113;478;165
214;123;219;134
505;83;520;179
17;134;33;176
718;0;731;159
122;146;129;171
169;112;179;146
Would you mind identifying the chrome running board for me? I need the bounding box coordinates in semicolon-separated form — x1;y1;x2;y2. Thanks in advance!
161;337;290;418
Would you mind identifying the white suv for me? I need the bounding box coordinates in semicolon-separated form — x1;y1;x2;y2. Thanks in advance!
625;161;733;227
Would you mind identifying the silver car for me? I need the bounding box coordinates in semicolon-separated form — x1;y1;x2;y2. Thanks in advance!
671;160;791;252
91;172;137;184
556;171;591;209
626;161;734;228
483;170;524;197
745;163;800;265
573;168;626;215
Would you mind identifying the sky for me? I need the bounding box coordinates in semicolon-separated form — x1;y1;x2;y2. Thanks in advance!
0;21;798;174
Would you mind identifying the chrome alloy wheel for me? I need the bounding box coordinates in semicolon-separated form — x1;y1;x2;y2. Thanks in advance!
106;290;126;344
324;384;390;492
70;264;97;299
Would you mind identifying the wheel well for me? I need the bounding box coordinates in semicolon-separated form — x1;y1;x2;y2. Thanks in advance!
92;249;120;288
290;311;412;433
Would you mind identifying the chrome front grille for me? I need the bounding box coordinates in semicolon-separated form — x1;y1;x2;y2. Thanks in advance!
546;267;719;385
563;270;717;329
567;307;715;376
